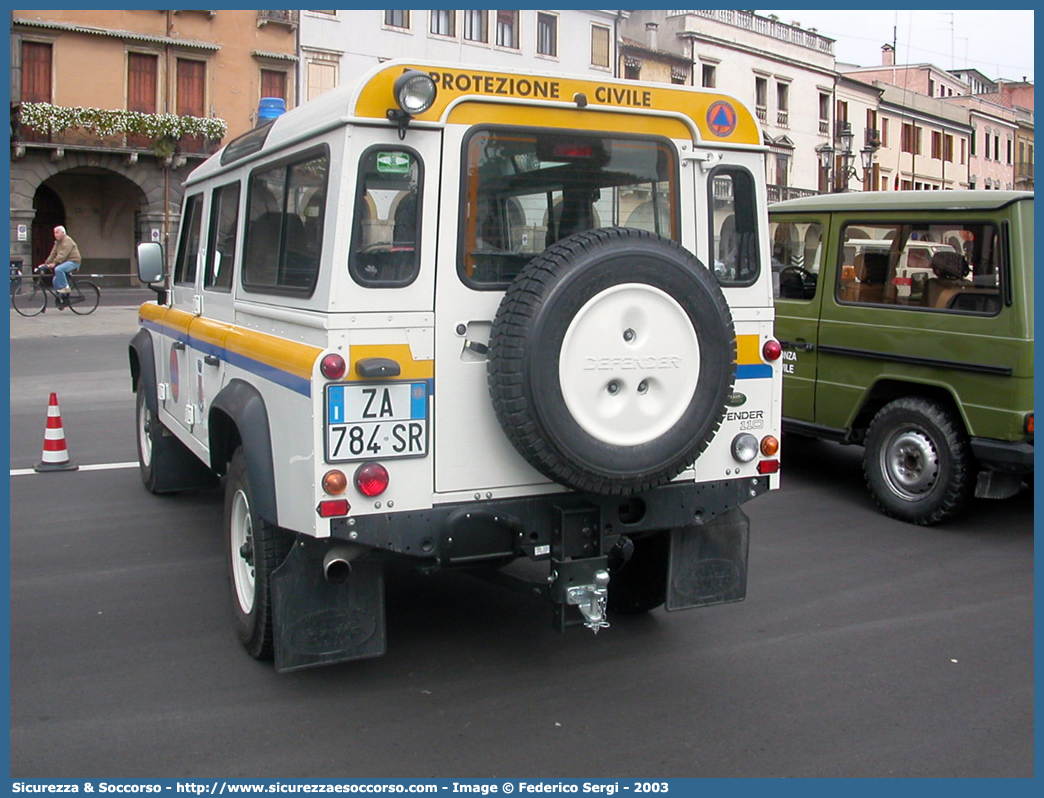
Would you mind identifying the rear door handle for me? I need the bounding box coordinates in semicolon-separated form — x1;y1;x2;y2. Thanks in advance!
204;354;221;366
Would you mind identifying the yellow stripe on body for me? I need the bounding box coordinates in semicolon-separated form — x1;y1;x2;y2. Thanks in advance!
735;334;763;365
349;344;434;381
138;303;321;385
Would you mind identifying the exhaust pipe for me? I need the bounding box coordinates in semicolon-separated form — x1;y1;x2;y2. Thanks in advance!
323;545;362;584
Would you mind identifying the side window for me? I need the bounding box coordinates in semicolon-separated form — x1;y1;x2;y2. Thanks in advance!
837;221;1001;314
173;193;203;286
709;168;759;285
243;150;328;295
771;220;822;300
205;182;240;292
349;147;422;287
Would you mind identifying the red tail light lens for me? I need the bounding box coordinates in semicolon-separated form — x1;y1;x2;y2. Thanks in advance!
757;459;779;475
354;462;389;497
320;353;346;380
762;339;782;361
1025;413;1034;434
317;499;350;518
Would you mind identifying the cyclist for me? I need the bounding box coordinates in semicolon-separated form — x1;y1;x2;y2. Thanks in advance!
40;225;81;309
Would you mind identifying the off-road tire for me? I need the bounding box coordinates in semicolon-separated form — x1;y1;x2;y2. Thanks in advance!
225;447;294;660
863;397;973;525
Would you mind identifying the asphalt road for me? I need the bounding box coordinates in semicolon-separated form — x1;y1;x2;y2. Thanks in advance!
8;307;1034;779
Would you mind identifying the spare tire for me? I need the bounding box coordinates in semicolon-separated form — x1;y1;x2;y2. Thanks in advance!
487;227;735;495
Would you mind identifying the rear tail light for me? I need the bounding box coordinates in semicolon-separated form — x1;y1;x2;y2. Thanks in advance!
1025;413;1034;435
760;435;779;456
757;460;779;475
762;339;782;361
354;462;390;497
320;353;346;380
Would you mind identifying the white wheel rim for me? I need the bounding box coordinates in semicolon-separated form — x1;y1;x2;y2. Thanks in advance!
137;397;153;468
229;490;256;613
558;283;700;446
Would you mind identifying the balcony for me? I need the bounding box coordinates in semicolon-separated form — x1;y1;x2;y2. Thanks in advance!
865;128;882;148
11;102;225;163
257;10;299;28
1016;161;1034;181
756;105;768;124
776;109;789;128
668;10;834;55
767;184;820;203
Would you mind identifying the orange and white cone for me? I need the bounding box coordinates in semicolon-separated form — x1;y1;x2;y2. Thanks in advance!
34;392;79;472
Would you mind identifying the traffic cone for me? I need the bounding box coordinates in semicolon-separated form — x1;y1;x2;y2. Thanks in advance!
34;392;79;472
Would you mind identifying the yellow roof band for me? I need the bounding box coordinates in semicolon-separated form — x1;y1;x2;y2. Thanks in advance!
354;62;760;146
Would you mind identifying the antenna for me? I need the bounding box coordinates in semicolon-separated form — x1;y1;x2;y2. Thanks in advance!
940;11;955;68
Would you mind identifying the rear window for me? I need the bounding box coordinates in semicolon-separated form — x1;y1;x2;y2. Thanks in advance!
460;128;677;288
349;147;423;287
708;166;760;286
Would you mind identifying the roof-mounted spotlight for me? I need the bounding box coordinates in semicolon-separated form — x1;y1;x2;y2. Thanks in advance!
387;69;437;139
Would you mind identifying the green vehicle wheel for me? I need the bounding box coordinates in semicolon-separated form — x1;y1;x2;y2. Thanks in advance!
863;397;973;525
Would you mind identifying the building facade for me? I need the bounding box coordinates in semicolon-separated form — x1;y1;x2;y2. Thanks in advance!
10;9;298;283
940;95;1018;190
621;9;837;201
297;10;621;105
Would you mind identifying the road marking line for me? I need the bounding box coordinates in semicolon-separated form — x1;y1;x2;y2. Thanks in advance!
10;461;138;477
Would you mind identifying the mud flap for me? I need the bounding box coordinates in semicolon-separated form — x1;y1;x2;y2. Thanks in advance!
665;506;749;611
270;542;386;672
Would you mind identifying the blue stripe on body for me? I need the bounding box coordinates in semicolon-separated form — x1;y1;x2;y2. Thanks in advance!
735;363;773;380
140;318;312;397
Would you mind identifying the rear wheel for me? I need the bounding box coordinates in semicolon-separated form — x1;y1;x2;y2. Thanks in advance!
225;447;293;660
11;281;46;316
863;397;973;525
68;280;100;315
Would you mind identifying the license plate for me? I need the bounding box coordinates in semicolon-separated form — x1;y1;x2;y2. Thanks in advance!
325;382;429;462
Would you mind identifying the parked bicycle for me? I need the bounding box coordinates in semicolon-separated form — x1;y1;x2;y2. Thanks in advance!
11;265;100;316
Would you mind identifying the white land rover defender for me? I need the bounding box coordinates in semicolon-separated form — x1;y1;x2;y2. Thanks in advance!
129;61;783;671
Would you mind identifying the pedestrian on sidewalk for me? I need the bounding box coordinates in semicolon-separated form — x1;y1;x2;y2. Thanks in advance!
40;225;81;309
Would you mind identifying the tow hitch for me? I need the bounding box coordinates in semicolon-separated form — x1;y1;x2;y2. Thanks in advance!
565;568;611;633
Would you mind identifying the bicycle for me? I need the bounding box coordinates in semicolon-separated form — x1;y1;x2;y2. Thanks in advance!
11;266;100;316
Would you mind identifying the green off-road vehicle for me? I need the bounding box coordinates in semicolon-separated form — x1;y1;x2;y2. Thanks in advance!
770;191;1033;525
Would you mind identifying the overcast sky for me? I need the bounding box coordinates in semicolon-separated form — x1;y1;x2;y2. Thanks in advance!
755;9;1034;83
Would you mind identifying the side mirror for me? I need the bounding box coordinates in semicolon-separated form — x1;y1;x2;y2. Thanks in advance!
136;242;168;304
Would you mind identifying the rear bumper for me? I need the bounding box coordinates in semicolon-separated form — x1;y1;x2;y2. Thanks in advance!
971;437;1034;474
330;476;769;565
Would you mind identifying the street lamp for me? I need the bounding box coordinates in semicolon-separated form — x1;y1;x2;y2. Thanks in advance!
817;122;878;192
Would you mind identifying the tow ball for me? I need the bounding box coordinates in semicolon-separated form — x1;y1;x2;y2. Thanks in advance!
564;569;611;633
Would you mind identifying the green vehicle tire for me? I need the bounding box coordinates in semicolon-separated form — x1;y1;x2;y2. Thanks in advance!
863;397;973;525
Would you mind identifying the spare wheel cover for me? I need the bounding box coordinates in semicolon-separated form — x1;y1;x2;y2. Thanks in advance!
487;227;736;495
